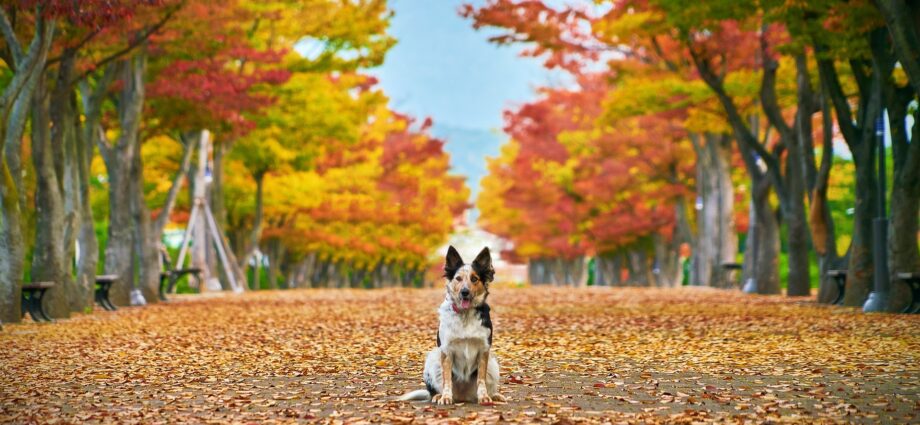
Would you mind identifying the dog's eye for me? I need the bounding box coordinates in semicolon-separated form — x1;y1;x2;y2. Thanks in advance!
470;276;478;283
455;276;462;281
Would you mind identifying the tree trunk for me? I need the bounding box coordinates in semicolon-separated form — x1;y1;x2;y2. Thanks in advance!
30;71;71;319
131;135;160;305
241;172;266;287
886;93;920;311
814;40;884;307
689;133;737;287
75;67;116;313
750;177;781;294
843;138;878;306
266;238;283;290
75;118;99;312
737;116;781;295
0;12;54;323
784;53;815;297
99;55;147;307
812;91;844;303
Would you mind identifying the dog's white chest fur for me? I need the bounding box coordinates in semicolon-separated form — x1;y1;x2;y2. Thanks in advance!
437;300;491;381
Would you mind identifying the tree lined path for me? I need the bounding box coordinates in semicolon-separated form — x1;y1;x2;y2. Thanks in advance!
2;287;917;424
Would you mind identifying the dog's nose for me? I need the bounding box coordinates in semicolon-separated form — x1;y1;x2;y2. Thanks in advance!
460;288;471;297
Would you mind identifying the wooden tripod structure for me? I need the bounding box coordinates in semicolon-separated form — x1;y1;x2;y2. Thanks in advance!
172;130;245;294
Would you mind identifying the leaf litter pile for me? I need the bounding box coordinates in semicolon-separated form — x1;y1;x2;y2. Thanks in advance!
1;287;918;424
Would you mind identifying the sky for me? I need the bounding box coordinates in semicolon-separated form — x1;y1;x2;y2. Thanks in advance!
369;0;558;201
371;0;553;130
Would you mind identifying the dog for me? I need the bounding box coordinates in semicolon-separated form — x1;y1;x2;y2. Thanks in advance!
399;246;504;404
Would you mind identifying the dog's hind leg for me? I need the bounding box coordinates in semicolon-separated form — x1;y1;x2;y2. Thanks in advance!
422;348;442;402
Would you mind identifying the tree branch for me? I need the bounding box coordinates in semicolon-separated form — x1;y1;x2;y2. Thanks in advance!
814;46;858;146
687;43;788;206
650;36;680;73
874;0;920;97
0;6;24;67
73;2;184;84
759;30;794;141
46;29;101;68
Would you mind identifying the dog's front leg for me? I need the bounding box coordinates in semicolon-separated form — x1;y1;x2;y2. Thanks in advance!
435;351;453;405
476;350;492;404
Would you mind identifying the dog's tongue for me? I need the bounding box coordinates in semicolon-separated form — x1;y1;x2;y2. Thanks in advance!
460;299;471;309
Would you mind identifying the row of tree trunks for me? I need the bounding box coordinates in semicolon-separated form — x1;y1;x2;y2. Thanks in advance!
688;34;815;297
527;257;587;286
278;254;425;289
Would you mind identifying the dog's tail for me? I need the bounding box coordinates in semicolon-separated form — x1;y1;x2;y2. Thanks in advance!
398;389;431;401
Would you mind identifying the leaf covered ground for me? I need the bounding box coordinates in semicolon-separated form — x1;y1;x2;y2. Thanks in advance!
1;287;918;424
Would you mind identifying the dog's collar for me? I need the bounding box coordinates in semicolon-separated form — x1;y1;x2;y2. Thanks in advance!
451;303;463;314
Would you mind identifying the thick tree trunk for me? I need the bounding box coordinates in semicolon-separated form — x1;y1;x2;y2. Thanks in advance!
886;96;920;311
784;150;812;296
844;140;878;306
0;12;54;323
99;55;147;306
738;117;780;295
750;178;781;294
785;53;816;297
689;133;737;288
814;41;884;307
75;67;115;313
30;70;71;319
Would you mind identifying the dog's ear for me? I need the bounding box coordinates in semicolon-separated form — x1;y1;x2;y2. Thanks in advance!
472;247;494;284
444;245;464;280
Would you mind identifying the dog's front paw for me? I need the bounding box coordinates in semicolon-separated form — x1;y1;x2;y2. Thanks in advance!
477;394;492;404
436;393;453;405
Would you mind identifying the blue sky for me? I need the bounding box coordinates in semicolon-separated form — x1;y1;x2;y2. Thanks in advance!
371;0;553;130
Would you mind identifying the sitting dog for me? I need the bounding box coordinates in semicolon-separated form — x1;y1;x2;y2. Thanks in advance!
400;246;504;404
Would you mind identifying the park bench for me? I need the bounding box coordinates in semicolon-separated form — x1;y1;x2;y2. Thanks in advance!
95;275;119;311
721;262;743;288
159;247;202;301
826;270;847;305
897;272;920;314
21;282;54;322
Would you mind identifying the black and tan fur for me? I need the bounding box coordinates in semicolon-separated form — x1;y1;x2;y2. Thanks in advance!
399;246;504;404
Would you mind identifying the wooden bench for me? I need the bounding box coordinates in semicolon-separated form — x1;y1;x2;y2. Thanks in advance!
159;248;202;301
826;270;847;305
95;275;119;311
21;282;54;322
721;262;743;288
896;272;920;314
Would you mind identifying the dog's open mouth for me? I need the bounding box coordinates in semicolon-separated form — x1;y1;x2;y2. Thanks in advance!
459;297;472;309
